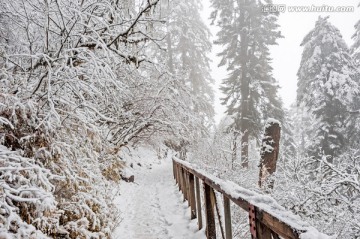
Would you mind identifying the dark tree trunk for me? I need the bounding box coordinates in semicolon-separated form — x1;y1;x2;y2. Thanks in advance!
259;120;281;189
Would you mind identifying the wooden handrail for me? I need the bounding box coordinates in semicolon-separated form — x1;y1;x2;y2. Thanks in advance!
173;157;330;239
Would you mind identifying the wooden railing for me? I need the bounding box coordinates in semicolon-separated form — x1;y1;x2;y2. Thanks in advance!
172;157;329;239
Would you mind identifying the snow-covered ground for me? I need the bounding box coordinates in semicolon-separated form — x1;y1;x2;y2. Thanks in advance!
113;149;205;239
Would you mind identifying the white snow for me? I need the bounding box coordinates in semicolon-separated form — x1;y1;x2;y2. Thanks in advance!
262;142;274;153
173;157;332;239
300;227;335;239
113;151;205;239
265;118;281;129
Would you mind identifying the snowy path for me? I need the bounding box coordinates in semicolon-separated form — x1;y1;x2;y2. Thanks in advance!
113;157;205;239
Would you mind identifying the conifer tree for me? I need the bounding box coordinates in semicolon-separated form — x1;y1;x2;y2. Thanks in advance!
351;3;360;67
350;6;360;150
210;0;283;166
297;16;359;160
166;0;215;126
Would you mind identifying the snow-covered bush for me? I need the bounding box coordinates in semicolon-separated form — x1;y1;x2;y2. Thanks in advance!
191;118;360;238
272;152;360;238
0;93;122;238
0;145;59;238
0;0;213;237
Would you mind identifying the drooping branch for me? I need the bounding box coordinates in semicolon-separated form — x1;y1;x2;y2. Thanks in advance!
107;0;160;47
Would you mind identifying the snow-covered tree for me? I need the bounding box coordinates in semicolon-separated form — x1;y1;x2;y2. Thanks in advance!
0;0;205;237
297;16;360;160
166;0;214;127
350;4;360;149
210;0;284;167
158;0;215;158
352;3;360;66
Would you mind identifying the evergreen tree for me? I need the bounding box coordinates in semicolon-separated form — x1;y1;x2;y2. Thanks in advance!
350;5;360;149
166;0;215;126
160;0;215;158
297;16;359;160
351;3;360;67
210;0;283;166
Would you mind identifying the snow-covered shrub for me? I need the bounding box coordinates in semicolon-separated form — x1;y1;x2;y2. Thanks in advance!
0;93;121;238
190;123;261;238
272;152;360;238
0;145;60;238
0;0;213;237
0;0;174;237
0;93;61;236
191;118;360;238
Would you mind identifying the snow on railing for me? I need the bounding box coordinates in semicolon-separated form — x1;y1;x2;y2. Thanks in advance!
172;157;332;239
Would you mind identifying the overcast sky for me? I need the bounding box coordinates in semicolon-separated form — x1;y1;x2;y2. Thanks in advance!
200;0;360;124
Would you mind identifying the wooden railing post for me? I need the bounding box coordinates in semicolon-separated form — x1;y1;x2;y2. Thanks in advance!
176;164;180;187
173;161;176;179
179;166;184;192
204;182;216;239
223;195;232;239
187;172;191;206
256;220;272;239
174;162;178;185
189;173;196;219
195;177;203;230
182;168;188;201
249;205;272;239
178;165;181;189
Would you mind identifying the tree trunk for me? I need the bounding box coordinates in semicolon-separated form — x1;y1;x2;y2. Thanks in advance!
231;131;238;169
241;130;249;168
258;119;281;189
238;0;250;168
